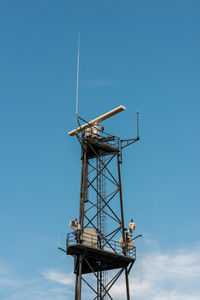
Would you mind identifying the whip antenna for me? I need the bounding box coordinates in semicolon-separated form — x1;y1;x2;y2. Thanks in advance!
76;31;80;129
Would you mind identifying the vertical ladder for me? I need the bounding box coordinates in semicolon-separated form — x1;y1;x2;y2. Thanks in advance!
97;155;107;299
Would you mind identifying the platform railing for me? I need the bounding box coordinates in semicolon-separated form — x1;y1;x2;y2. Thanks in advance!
96;131;120;150
78;116;120;149
67;231;136;259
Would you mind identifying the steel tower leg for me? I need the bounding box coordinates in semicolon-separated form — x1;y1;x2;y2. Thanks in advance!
76;147;87;300
117;154;125;239
125;267;130;300
78;255;83;300
75;255;83;300
79;148;88;229
74;273;79;300
117;154;131;300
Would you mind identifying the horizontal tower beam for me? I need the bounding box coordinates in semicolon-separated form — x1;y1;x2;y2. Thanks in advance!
68;105;126;137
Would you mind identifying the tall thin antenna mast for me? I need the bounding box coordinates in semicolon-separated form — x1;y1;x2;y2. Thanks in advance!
76;31;80;130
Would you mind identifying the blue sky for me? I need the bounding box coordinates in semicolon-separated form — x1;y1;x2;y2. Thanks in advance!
0;1;199;299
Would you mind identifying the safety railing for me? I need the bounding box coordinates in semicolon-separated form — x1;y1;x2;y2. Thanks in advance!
78;116;121;150
96;131;120;150
67;231;136;259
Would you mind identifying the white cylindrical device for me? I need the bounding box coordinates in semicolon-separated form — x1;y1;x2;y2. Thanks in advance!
129;221;136;232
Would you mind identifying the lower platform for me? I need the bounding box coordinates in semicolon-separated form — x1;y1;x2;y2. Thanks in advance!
67;243;135;274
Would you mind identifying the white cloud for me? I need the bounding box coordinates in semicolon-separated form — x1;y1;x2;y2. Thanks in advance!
0;243;199;299
42;269;74;286
0;260;20;287
109;244;200;300
0;260;73;300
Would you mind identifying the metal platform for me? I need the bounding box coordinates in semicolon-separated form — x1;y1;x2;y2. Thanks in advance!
83;136;120;158
67;243;135;274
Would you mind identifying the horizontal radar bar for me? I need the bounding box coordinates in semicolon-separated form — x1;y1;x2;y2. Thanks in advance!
68;105;126;137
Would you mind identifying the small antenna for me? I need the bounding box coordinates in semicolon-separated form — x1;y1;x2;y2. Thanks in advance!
76;31;80;130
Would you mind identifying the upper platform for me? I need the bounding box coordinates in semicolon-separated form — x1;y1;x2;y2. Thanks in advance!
83;136;120;158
